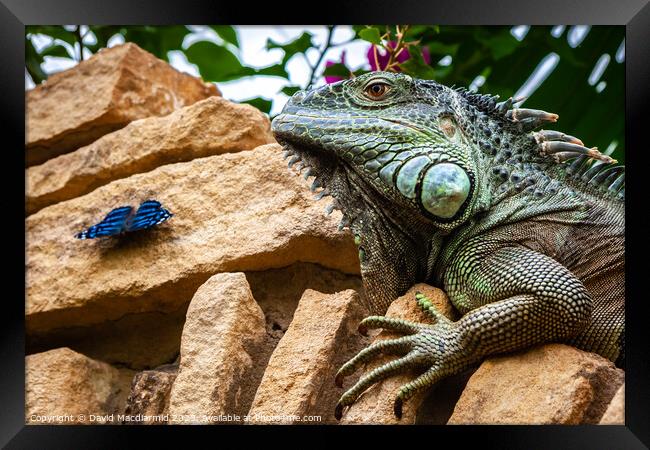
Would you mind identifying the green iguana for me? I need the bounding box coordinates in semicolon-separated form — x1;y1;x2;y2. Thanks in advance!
271;72;625;419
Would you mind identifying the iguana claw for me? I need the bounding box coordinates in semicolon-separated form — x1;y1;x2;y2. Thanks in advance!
334;293;465;420
334;403;344;421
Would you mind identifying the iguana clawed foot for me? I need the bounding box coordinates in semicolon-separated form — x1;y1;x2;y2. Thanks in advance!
334;292;470;420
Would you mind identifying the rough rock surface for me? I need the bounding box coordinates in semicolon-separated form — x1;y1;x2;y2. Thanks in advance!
168;273;266;424
415;366;479;425
248;289;370;424
599;383;624;424
448;344;625;424
26;43;219;166
26;144;359;335
246;262;363;341
26;347;134;425
27;304;187;370
123;363;178;424
244;263;364;406
27;263;363;371
341;284;456;424
27;96;273;214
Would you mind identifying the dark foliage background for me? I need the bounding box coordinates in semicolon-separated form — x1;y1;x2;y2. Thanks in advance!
25;25;624;162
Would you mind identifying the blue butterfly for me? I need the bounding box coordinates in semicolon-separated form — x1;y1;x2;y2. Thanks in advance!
75;200;173;239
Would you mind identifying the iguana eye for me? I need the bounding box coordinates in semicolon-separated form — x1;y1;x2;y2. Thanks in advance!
364;82;390;99
440;116;457;138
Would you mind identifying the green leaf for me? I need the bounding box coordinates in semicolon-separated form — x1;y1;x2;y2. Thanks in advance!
399;44;437;80
159;26;191;57
404;26;430;40
185;40;246;81
426;41;460;56
242;97;273;114
358;27;382;45
186;41;287;82
86;25;116;42
266;32;314;64
281;85;301;96
25;37;46;84
483;31;520;60
26;25;77;46
118;25;189;61
432;65;453;79
85;26;122;53
255;63;288;78
211;26;239;48
322;63;350;78
40;44;74;59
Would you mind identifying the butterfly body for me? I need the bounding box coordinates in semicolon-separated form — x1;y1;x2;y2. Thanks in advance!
75;200;173;239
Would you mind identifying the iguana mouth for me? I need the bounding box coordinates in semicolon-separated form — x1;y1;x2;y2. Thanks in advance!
275;137;361;232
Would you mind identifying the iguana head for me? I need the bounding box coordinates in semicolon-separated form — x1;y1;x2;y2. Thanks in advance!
273;72;486;230
271;71;620;312
272;72;488;311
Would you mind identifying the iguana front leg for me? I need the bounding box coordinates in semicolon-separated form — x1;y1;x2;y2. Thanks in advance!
335;244;594;419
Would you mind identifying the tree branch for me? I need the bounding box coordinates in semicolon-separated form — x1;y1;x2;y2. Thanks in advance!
306;25;335;89
384;25;410;71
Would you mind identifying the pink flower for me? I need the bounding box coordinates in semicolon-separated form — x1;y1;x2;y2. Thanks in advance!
324;51;347;84
367;41;431;71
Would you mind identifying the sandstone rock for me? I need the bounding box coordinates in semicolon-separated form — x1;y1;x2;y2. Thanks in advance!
341;284;456;424
27;263;363;372
414;366;479;425
245;262;363;340
26;144;359;335
448;344;625;424
599;383;624;424
27;304;187;370
168;273;266;424
243;262;364;406
123;363;178;425
26;347;134;425
26;42;219;166
248;289;369;424
27;96;274;215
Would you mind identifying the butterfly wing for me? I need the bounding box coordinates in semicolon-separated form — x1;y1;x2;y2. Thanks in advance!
75;206;133;239
125;200;173;232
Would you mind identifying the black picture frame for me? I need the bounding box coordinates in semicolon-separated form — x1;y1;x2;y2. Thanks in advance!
4;1;649;447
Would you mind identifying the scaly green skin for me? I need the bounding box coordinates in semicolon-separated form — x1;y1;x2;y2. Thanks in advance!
271;72;625;419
